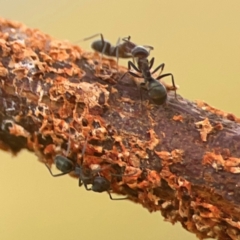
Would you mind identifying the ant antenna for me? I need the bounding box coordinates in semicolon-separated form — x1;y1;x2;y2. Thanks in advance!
80;33;104;42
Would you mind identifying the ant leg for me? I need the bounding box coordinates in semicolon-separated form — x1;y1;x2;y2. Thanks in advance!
83;182;92;191
111;169;138;177
81;33;103;42
139;87;144;114
122;36;131;42
107;191;128;200
79;135;88;165
122;36;134;46
45;163;70;177
132;57;136;65
65;128;72;156
148;57;155;71
128;61;141;73
78;176;83;187
78;168;93;190
118;71;142;82
142;45;154;51
79;182;92;191
118;61;142;81
151;63;165;76
76;165;93;189
156;73;178;101
100;41;109;66
118;72;129;81
76;136;91;187
128;71;143;78
115;37;121;70
101;38;108;55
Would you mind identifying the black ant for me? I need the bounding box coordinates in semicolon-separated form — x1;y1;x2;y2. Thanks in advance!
45;135;137;200
120;38;178;105
81;33;153;69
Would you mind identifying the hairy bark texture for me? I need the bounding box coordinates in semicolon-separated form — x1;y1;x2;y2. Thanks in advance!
0;18;240;240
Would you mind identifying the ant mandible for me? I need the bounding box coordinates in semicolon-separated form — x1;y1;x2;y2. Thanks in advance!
120;38;178;105
45;133;137;200
81;33;153;69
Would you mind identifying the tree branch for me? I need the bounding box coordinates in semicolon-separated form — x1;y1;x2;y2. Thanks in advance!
0;17;240;240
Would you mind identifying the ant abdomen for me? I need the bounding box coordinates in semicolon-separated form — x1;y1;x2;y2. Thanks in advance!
91;40;112;56
54;155;74;173
45;155;75;177
147;79;167;105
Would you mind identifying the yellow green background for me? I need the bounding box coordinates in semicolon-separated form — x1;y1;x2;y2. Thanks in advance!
0;1;240;239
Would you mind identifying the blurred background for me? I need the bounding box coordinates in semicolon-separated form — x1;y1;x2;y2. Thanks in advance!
0;1;240;239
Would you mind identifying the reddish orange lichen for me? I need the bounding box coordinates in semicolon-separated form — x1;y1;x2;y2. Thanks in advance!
173;114;183;122
196;100;240;123
195;118;213;142
203;151;240;174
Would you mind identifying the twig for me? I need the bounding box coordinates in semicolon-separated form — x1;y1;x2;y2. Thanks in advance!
0;17;240;240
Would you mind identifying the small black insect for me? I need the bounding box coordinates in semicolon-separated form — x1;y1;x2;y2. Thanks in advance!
81;33;153;69
45;135;137;200
120;38;178;105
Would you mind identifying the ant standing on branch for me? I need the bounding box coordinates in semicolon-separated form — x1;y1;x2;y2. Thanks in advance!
120;37;178;105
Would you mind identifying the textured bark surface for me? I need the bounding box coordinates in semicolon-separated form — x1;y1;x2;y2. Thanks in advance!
0;18;240;240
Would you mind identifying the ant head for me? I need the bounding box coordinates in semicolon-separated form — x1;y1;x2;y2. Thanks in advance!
54;155;74;173
91;176;111;193
147;78;167;105
131;46;150;59
91;40;111;53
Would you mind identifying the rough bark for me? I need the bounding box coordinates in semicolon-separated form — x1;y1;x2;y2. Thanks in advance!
0;17;240;240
